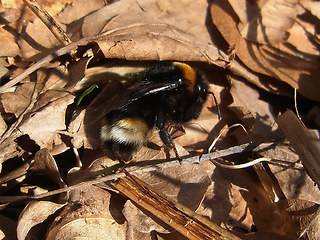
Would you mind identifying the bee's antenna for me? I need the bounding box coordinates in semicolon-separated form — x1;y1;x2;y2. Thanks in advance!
209;91;221;120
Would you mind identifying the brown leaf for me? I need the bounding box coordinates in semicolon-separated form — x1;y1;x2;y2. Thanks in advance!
0;28;19;57
210;0;320;101
0;113;7;136
31;148;66;188
0;214;16;239
256;142;320;204
229;76;277;142
230;0;299;44
0;82;35;117
277;110;320;187
123;163;211;235
276;199;320;239
18;91;74;149
0;6;20;25
0;58;9;79
123;200;170;234
47;185;126;240
0;135;22;163
49;218;126;240
17;201;66;240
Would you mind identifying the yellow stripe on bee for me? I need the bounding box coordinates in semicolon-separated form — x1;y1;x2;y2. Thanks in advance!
111;118;149;144
117;118;148;132
173;62;196;92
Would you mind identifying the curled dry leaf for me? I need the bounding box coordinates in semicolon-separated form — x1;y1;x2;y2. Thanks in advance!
211;0;320;101
230;0;300;44
47;185;126;240
17;201;66;240
49;218;126;240
31;148;66;188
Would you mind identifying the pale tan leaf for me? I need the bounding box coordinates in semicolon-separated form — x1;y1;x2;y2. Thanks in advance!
47;185;126;240
0;135;22;163
301;0;320;19
0;58;9;80
50;218;126;240
0;113;7;136
0;28;19;57
17;201;66;240
0;7;20;24
230;0;299;44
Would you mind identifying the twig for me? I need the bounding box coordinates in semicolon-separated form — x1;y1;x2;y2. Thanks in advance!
22;0;71;45
112;172;242;240
0;142;258;203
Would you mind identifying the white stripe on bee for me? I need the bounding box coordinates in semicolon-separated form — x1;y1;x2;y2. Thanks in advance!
101;118;149;144
100;124;112;142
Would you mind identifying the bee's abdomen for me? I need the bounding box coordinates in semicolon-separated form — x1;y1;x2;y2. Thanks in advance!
101;115;150;160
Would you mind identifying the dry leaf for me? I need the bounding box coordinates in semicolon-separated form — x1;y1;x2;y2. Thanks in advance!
123;200;171;234
17;201;66;240
47;185;126;239
210;0;320;101
49;218;126;240
256;143;320;204
18;91;75;149
0;5;20;25
0;82;35;117
123;163;211;235
0;28;19;57
0;136;22;163
0;214;17;239
276;199;320;239
229;76;278;142
0;113;7;136
0;58;9;79
31;148;66;188
231;0;299;44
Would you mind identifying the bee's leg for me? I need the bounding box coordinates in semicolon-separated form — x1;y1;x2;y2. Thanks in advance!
156;111;182;162
159;129;182;162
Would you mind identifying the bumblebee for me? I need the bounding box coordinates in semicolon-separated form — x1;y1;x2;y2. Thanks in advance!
100;62;219;161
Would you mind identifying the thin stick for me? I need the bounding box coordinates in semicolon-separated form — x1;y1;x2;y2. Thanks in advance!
0;142;256;203
22;0;71;45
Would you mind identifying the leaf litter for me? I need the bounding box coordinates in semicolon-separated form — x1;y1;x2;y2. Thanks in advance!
0;0;320;239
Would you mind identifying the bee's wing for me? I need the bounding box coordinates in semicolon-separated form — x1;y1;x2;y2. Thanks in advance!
86;80;179;120
122;81;180;108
